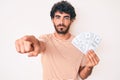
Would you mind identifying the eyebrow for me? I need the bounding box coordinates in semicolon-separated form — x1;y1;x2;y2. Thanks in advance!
55;15;70;18
55;15;60;17
64;16;70;18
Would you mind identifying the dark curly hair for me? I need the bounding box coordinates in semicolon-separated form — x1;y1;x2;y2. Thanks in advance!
50;1;76;20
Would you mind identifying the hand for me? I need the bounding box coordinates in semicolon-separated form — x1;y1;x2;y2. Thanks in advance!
15;35;41;57
85;50;100;67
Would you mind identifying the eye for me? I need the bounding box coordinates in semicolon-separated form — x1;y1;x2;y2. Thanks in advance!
55;15;60;19
64;16;70;20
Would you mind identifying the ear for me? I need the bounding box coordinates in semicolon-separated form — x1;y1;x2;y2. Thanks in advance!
71;19;75;23
51;18;54;23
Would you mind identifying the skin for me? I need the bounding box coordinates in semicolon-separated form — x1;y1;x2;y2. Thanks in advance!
15;11;100;79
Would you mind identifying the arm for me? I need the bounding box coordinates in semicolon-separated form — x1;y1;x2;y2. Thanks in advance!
15;35;46;57
79;50;100;79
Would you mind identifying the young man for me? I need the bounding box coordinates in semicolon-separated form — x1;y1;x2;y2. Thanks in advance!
15;1;100;80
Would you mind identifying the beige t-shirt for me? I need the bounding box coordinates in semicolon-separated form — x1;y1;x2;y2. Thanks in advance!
39;33;86;80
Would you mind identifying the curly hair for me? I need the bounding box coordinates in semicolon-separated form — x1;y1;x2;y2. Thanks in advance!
50;1;76;20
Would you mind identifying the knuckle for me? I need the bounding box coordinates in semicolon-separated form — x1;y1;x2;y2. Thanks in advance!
15;39;19;44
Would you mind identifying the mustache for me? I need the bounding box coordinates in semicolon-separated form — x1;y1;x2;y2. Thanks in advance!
57;24;66;27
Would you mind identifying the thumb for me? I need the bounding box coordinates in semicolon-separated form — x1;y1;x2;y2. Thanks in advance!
28;45;40;57
28;51;38;57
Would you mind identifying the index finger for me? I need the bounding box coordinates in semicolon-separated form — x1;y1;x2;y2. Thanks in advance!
22;35;37;43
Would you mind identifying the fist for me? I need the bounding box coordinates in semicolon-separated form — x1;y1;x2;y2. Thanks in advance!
85;50;100;67
15;35;40;57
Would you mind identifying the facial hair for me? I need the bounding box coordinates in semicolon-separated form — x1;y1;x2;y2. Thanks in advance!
54;23;70;34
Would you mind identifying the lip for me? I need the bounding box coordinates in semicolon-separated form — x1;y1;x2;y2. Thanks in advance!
57;27;65;30
57;26;65;28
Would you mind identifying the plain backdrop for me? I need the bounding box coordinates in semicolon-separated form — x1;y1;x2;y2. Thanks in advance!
0;0;120;80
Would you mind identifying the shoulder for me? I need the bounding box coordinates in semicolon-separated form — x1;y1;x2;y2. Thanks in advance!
38;33;53;42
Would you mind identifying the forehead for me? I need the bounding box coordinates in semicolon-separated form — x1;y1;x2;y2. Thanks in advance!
54;11;70;16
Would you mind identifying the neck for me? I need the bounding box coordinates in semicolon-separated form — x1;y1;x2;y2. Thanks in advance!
54;32;71;40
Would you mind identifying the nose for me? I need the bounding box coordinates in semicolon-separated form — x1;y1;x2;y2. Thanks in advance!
60;18;64;24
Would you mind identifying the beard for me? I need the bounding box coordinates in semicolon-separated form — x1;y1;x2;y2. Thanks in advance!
54;23;70;34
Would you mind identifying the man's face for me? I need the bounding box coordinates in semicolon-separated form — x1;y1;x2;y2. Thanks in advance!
52;11;73;34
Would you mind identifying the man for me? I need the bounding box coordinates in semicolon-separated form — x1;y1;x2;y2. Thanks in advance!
15;1;100;80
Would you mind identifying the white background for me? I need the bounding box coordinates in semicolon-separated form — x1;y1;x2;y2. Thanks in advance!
0;0;120;80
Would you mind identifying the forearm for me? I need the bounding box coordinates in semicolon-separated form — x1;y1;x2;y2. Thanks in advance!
39;41;46;53
79;66;93;79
